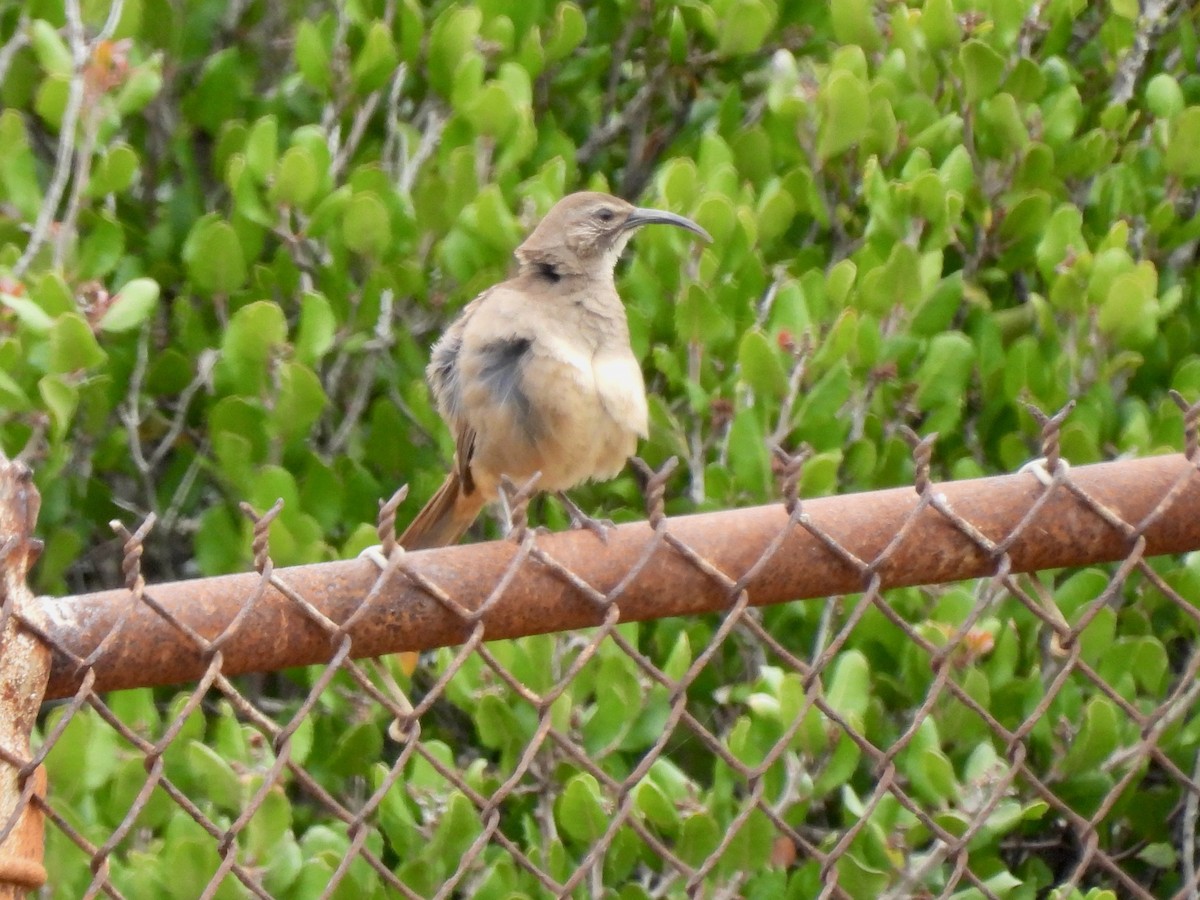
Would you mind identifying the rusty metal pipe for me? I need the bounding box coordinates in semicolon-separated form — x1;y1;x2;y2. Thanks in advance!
39;454;1200;700
0;460;48;896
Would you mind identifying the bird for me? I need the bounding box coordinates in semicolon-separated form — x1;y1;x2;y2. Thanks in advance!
397;191;711;550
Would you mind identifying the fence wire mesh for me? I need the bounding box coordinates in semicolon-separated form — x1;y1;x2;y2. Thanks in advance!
5;400;1200;898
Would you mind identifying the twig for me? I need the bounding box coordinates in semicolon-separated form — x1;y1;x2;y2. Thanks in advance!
686;339;705;504
53;102;103;269
12;0;89;278
1111;0;1179;106
319;3;353;150
394;103;446;195
1183;745;1200;900
1017;0;1048;58
157;442;207;538
768;334;812;449
328;291;395;455
0;14;29;88
330;67;402;181
13;0;125;278
148;350;217;468
576;79;658;168
120;323;153;482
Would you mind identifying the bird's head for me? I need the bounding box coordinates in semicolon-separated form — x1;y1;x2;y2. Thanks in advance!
515;191;711;278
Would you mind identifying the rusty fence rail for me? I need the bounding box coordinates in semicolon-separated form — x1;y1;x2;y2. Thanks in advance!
4;407;1200;897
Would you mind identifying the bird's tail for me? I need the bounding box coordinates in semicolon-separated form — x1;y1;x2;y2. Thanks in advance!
398;470;487;550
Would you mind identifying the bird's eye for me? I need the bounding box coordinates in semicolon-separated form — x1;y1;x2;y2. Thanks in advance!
595;207;616;222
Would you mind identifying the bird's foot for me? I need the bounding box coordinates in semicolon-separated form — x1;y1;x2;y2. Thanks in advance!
556;492;615;543
358;543;404;570
1019;456;1071;487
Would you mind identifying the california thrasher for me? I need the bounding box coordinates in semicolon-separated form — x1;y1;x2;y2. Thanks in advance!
398;191;711;550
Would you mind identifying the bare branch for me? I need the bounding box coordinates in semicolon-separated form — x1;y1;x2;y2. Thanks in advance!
0;14;30;88
1111;0;1180;106
13;0;125;280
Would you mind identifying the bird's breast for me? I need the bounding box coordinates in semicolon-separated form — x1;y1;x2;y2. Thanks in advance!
484;339;646;490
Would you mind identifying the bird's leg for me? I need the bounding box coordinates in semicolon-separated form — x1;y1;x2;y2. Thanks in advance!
556;492;615;542
497;486;514;537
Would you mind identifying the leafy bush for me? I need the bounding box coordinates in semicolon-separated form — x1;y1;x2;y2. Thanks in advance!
6;0;1200;896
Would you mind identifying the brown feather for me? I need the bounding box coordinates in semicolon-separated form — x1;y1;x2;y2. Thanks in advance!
398;470;487;550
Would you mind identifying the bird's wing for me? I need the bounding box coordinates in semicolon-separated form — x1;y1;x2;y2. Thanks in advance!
454;422;477;494
427;289;500;495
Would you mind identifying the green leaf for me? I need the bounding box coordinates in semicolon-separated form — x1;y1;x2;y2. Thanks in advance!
353;21;399;94
34;74;69;131
77;212;125;279
827;259;857;307
1060;697;1120;775
38;375;78;439
545;2;587;61
669;7;688;64
326;722;383;777
30;20;72;78
738;330;788;397
1137;842;1178;870
99;278;160;333
818;70;869;160
342;191;392;257
675;283;733;345
0;293;54;331
1166;107;1200;179
195;503;247;575
635;780;678;833
830;0;882;50
269;145;320;208
245;115;278;183
727;406;771;495
114;58;163;115
755;181;796;242
857;243;921;313
50;313;106;372
921;0;960;51
677;813;721;867
184;741;244;813
960;39;1005;103
245;789;293;859
912;746;958;804
271;362;328;442
87;143;139;197
717;808;773;875
1099;269;1157;346
184;219;247;295
464;80;519;138
429;792;483;863
557;774;608;844
825;650;870;726
814;732;861;796
429;6;482;98
1144;74;1184;118
295;20;331;91
219;300;287;389
913;332;975;411
717;0;776;56
296;291;337;364
0;111;43;218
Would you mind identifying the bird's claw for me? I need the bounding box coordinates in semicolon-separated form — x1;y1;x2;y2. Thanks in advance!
358;543;403;570
573;513;615;543
556;492;615;543
1019;456;1071;487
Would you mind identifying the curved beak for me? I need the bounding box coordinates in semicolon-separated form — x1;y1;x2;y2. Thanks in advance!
624;207;712;243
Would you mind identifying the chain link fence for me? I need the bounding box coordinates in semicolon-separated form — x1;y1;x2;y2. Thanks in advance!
4;402;1200;898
